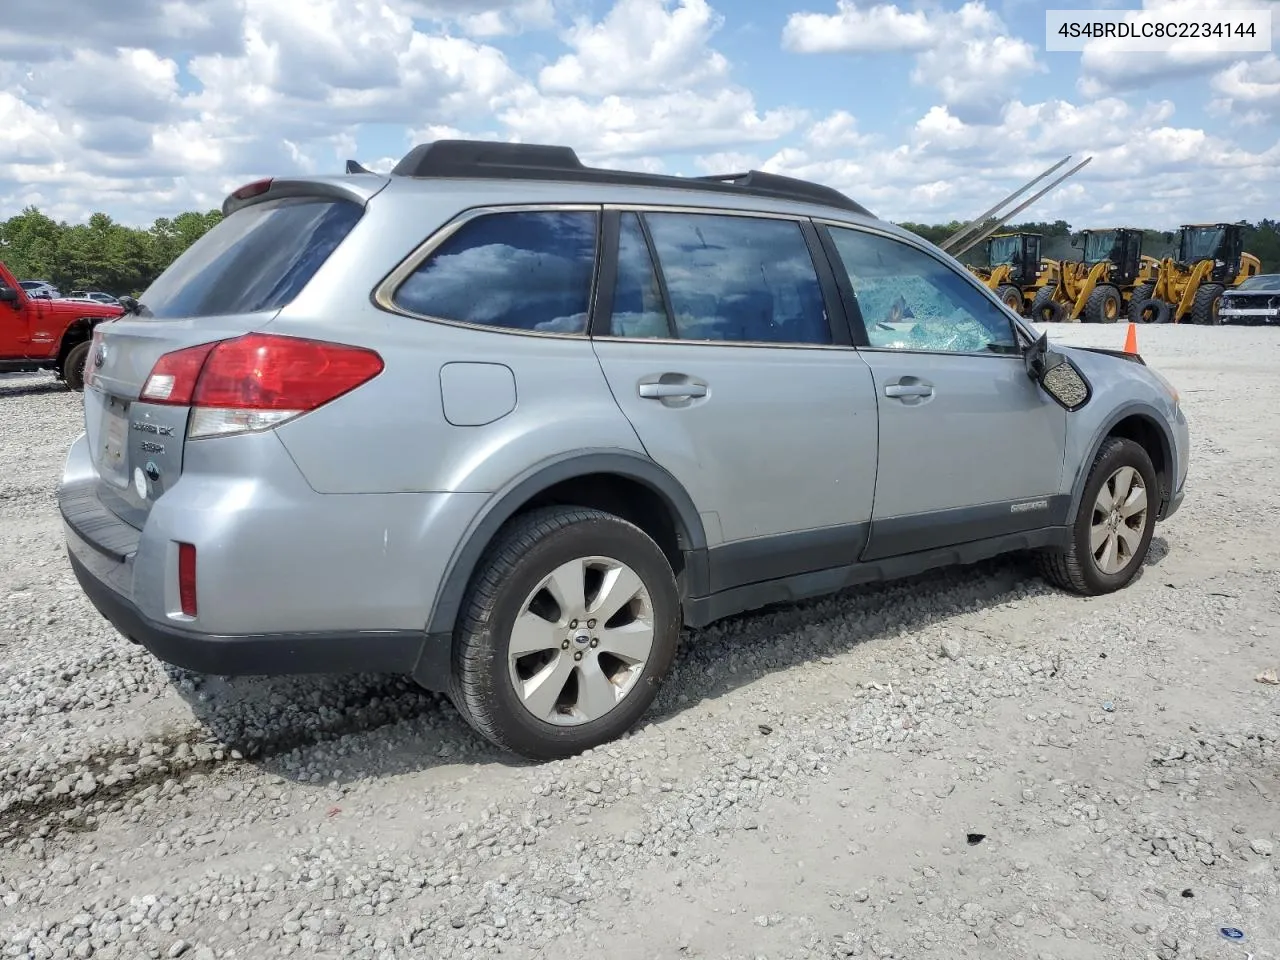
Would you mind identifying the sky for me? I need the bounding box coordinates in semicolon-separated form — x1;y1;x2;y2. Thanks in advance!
1;0;1278;230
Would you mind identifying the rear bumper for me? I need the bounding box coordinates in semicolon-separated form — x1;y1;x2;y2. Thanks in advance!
57;429;477;688
66;540;427;677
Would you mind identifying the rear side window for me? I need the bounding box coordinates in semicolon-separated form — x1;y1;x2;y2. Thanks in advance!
619;212;831;345
140;197;363;319
393;211;599;335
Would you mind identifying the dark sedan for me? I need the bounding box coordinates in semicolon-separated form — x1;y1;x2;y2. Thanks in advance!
1220;274;1280;325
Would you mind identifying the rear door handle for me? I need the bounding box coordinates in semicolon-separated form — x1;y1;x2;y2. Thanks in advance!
884;383;933;398
639;382;707;399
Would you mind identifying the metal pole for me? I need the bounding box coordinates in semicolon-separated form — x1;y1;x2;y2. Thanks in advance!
947;157;1093;259
938;156;1073;253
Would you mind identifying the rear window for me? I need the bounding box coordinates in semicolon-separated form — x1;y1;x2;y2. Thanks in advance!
139;197;363;319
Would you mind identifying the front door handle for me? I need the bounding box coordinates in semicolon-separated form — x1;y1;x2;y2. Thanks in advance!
884;383;933;398
639;381;707;400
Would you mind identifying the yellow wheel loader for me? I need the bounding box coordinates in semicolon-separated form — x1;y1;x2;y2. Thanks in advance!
1129;222;1262;324
1028;228;1158;324
965;232;1051;315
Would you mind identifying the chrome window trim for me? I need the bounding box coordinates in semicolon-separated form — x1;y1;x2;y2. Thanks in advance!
374;200;858;350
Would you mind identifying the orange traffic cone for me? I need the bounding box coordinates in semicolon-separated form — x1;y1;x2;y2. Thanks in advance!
1123;321;1138;355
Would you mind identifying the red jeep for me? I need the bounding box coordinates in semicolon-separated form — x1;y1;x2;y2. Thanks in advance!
0;261;124;391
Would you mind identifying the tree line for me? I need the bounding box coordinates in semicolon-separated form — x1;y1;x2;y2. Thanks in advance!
1;204;1277;297
0;206;223;296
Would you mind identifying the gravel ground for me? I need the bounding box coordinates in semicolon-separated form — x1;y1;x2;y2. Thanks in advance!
1;324;1278;960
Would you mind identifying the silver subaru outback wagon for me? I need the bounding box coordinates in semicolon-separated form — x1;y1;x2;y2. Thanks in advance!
59;141;1189;760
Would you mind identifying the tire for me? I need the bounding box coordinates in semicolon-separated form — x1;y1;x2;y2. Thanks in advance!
1131;297;1171;325
1128;284;1155;322
1031;286;1064;323
448;505;682;761
1191;283;1225;325
996;284;1023;314
1037;437;1158;596
62;340;91;392
1083;284;1122;324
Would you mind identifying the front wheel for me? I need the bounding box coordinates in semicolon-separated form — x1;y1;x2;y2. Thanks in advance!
1191;283;1225;325
448;506;681;760
1037;437;1158;595
62;340;91;392
1084;284;1122;324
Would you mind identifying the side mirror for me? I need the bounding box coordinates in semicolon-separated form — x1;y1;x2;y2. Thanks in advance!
117;295;140;315
0;286;18;303
1024;331;1091;411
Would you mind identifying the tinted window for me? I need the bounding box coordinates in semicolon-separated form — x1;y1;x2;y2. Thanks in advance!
394;210;598;335
140;197;362;319
827;227;1018;354
642;213;831;345
610;213;672;338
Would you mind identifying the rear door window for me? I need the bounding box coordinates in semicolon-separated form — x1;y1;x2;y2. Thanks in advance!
139;197;363;319
392;210;600;335
621;212;832;346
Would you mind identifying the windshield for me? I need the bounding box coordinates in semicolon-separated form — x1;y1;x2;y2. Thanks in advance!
138;196;363;319
1182;227;1224;262
1082;231;1118;263
988;236;1019;266
1236;274;1280;292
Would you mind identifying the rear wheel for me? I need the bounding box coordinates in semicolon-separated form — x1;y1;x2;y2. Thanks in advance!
1191;283;1225;325
62;341;91;392
448;506;681;760
1031;286;1064;323
996;284;1023;314
1037;437;1157;596
1084;284;1122;324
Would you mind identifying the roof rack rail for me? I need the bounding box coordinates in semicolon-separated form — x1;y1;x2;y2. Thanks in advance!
389;139;874;218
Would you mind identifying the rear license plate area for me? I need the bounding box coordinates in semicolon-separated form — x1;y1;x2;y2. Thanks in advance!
99;397;130;485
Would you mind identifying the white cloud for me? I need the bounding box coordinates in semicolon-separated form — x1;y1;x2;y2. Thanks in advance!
1077;0;1280;98
713;94;1280;228
539;0;729;95
0;0;1276;235
783;1;1043;116
781;1;938;53
499;88;805;161
1211;54;1280;116
405;0;557;36
805;110;873;150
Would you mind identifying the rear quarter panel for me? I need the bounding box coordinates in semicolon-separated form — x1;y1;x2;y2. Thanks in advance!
268;183;645;495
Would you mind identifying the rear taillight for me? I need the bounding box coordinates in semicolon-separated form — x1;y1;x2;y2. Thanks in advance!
140;333;383;439
178;543;197;617
83;327;104;389
140;342;216;405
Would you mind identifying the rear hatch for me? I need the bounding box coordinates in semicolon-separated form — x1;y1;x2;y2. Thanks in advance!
84;187;373;528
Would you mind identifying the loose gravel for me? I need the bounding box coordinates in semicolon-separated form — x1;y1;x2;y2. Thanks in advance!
2;325;1278;960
